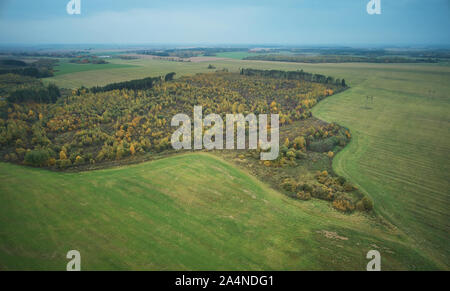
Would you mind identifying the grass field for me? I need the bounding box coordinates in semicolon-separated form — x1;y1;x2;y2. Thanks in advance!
311;63;450;269
0;153;437;270
52;59;136;76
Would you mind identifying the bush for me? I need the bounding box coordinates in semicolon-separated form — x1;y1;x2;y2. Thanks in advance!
332;194;355;212
286;150;296;160
281;178;297;192
308;137;338;152
356;196;374;212
343;181;356;191
24;149;49;167
9;153;18;162
58;159;72;168
297;191;311;201
295;150;307;159
74;155;84;165
312;184;334;201
297;183;313;193
337;176;346;185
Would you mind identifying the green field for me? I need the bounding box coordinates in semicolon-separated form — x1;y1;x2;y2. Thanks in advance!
52;59;136;76
0;153;437;270
311;63;450;269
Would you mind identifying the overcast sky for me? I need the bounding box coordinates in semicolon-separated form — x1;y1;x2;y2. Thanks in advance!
0;0;449;46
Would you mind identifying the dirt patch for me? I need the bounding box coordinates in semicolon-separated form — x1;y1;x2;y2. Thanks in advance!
317;230;348;241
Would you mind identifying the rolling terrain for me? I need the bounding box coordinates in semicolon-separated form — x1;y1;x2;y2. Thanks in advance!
0;153;436;270
311;63;450;269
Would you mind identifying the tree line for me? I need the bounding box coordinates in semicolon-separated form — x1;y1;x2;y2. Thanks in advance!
89;73;176;94
240;68;347;87
244;54;439;64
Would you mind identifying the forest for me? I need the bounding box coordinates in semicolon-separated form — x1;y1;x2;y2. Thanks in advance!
0;58;57;78
0;68;373;213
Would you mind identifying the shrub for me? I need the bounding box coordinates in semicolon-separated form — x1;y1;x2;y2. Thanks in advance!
286;150;296;160
356;201;365;211
9;153;18;162
280;145;289;156
343;181;356;191
297;191;311;201
308;137;338;152
24;149;50;167
332;194;355;212
293;136;306;149
48;157;56;166
58;159;72;168
337;176;346;185
74;155;84;165
295;150;307;159
281;178;297;192
356;196;374;212
312;184;334;201
297;183;313;193
15;147;26;159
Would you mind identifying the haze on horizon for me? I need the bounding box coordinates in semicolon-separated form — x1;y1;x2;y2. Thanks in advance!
0;0;449;46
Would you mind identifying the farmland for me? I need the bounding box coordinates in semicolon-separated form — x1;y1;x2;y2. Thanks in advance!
53;58;136;76
311;62;450;268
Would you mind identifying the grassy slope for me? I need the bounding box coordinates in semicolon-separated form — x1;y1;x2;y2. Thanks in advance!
0;153;436;270
310;63;450;269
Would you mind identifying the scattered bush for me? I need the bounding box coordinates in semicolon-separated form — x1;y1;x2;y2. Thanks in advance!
297;191;311;201
74;155;84;165
308;137;338;152
295;150;307;159
343;181;356;191
58;159;72;168
356;196;374;212
337;176;346;185
281;178;297;192
332;194;355;212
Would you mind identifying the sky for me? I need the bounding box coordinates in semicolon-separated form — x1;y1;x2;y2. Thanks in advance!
0;0;449;46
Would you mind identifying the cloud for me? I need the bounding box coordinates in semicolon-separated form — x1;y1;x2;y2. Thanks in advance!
0;0;449;45
0;6;268;44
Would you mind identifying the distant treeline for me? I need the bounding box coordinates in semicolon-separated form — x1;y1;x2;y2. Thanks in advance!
240;68;347;87
137;48;248;58
89;72;176;94
0;51;90;58
0;67;48;78
0;58;57;78
69;57;108;64
244;54;440;63
8;83;60;103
